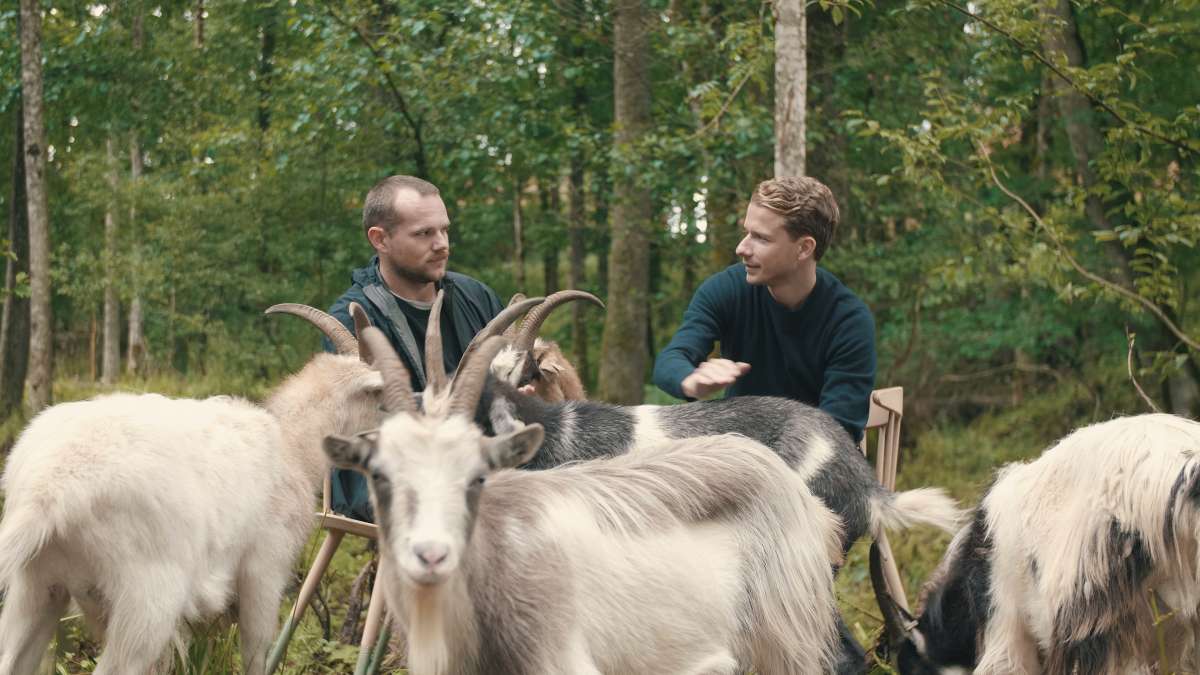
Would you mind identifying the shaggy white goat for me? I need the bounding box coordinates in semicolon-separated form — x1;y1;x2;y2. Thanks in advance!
874;413;1200;674
325;295;844;675
0;304;382;675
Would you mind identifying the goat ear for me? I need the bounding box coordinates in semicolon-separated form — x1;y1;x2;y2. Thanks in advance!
355;371;384;395
483;423;544;469
323;433;376;471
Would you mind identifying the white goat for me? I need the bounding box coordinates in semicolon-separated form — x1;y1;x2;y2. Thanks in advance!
873;413;1200;674
325;294;845;674
0;304;382;675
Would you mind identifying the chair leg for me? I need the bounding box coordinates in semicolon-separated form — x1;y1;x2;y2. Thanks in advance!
266;529;345;675
354;561;388;675
875;529;910;613
364;617;391;675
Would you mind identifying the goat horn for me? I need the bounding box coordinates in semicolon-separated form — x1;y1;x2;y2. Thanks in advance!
502;293;528;339
448;335;509;418
425;290;448;396
349;303;373;364
514;290;605;352
358;325;416;415
453;297;545;380
265;303;357;356
869;542;915;655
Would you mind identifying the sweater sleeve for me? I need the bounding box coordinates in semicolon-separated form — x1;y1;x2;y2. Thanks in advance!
653;273;730;400
819;305;877;443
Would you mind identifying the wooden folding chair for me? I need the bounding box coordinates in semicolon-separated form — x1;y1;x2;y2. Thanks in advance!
860;386;911;612
266;474;390;675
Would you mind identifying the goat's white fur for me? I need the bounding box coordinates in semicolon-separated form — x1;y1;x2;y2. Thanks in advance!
351;418;843;675
970;413;1200;673
0;354;383;675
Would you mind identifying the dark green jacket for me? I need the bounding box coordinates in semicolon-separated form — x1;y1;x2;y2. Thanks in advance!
324;257;503;519
653;263;876;442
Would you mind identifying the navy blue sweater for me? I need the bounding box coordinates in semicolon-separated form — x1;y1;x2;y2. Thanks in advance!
653;264;876;442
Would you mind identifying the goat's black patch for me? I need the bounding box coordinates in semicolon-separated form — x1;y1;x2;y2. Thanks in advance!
907;507;992;672
1163;465;1191;543
1046;519;1154;673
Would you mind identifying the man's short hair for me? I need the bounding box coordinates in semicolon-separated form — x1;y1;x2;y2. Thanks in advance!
362;175;441;237
751;176;840;260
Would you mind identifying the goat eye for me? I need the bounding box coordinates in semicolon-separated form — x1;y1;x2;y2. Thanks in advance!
472;475;486;487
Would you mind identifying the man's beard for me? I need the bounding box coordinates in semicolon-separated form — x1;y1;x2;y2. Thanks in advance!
386;258;445;285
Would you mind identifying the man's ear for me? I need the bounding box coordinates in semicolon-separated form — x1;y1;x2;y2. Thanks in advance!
796;235;817;261
483;423;544;469
366;225;389;253
323;433;377;472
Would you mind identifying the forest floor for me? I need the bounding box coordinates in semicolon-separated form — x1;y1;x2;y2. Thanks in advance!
0;371;1138;673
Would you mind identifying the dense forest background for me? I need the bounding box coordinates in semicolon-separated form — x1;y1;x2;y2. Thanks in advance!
1;0;1198;670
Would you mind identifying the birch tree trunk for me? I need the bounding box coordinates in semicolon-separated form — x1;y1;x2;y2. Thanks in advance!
1;102;30;416
512;176;526;291
774;0;806;177
598;0;652;404
20;0;52;413
101;136;120;384
126;11;148;375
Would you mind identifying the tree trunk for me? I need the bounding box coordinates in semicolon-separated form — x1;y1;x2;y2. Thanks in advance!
102;136;121;385
126;12;148;376
1042;0;1197;412
707;182;740;274
567;154;590;387
1039;0;1131;288
1;101;30;416
773;0;806;177
257;0;277;136
20;0;52;413
512;175;526;291
126;134;147;375
598;0;652;405
195;0;205;49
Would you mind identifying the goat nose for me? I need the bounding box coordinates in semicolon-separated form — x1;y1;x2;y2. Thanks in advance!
413;542;449;568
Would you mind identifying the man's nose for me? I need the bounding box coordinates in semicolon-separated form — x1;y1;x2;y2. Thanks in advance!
735;236;750;257
433;231;449;251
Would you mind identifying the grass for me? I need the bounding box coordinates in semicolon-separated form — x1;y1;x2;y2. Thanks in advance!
0;365;1144;673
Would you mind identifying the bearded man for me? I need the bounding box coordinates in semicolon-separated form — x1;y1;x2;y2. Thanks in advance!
325;175;503;520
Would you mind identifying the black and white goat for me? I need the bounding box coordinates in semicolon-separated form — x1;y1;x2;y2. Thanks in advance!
872;413;1200;674
324;293;845;674
475;293;960;556
0;305;382;675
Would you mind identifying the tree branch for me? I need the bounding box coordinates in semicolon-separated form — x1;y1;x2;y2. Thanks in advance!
692;69;753;138
324;5;429;178
1126;329;1163;413
977;144;1200;353
937;0;1198;156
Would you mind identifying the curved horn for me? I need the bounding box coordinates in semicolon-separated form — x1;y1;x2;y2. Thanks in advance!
425;290;448;396
453;297;545;380
449;335;509;418
349;302;373;363
502;293;528;339
358;325;416;415
265;303;357;356
514;290;605;351
869;542;915;656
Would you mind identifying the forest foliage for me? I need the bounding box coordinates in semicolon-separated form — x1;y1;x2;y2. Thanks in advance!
1;0;1197;434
